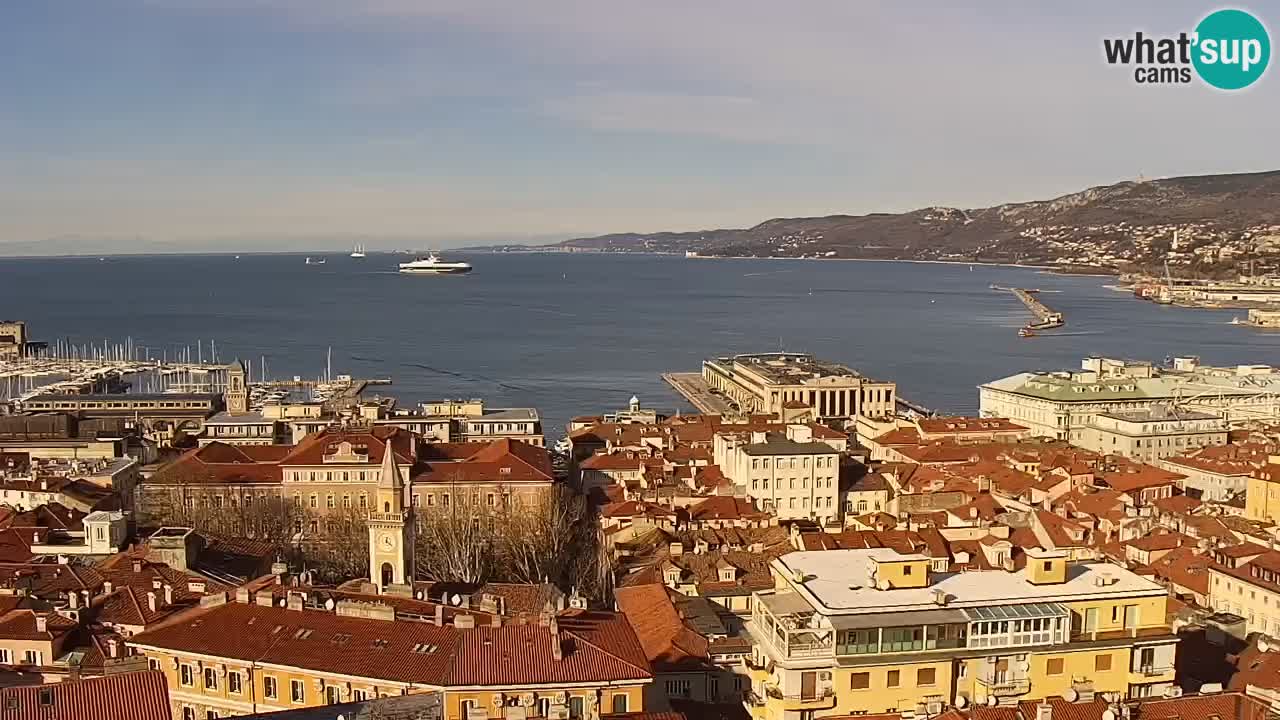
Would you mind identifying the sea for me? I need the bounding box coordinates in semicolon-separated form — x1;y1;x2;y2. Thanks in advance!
4;252;1280;437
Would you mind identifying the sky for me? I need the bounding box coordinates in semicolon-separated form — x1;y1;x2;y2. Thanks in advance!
1;0;1277;252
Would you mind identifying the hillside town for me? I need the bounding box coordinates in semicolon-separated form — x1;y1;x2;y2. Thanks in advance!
4;345;1280;720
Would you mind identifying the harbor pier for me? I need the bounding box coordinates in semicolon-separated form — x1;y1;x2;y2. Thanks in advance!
991;285;1065;334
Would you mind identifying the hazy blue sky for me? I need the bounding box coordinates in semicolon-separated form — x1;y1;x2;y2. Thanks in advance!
1;1;1276;251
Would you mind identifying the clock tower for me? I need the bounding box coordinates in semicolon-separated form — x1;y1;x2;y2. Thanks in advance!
225;359;248;415
367;438;415;592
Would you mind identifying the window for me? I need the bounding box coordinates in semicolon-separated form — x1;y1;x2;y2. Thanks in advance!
904;565;913;576
1095;653;1112;671
206;712;219;720
228;672;242;694
1047;658;1064;675
665;679;691;697
147;657;159;671
882;627;924;652
611;695;628;713
183;708;196;720
569;697;585;719
180;664;194;687
204;667;218;690
850;672;870;690
325;685;340;704
264;676;278;700
353;689;370;701
917;668;936;686
309;494;318;509
291;679;305;703
886;670;900;688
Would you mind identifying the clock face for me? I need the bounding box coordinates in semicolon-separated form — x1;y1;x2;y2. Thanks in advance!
378;532;396;551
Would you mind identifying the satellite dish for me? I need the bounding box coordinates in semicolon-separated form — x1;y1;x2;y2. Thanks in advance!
955;695;968;709
987;695;999;707
324;598;335;611
1259;638;1271;653
1102;710;1116;720
450;593;462;606
1063;688;1079;702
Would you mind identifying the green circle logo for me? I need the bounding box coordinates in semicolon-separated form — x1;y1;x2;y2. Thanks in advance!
1192;9;1270;90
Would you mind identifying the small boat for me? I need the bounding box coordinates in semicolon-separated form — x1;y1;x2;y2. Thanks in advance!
399;252;472;275
1229;316;1245;325
305;257;326;265
1018;328;1036;338
351;244;367;259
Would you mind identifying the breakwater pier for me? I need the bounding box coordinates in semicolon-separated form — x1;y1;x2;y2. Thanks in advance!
991;285;1065;334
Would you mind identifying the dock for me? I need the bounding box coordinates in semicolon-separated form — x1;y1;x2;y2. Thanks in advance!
991;285;1065;333
895;396;933;416
662;373;739;414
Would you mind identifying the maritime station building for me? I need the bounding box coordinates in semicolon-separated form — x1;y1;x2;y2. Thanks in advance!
701;354;897;426
745;547;1177;720
979;356;1280;441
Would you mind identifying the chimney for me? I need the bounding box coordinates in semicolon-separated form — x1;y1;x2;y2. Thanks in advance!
103;580;114;595
107;638;119;658
550;617;563;661
453;614;475;629
969;507;979;519
434;604;444;626
152;578;162;591
147;591;157;613
490;614;502;628
132;559;143;573
163;584;174;606
35;615;47;633
287;591;304;611
1036;703;1053;720
68;591;79;609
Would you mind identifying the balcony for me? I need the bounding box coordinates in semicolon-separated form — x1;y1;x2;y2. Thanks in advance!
1134;665;1175;678
976;676;1031;696
765;687;837;710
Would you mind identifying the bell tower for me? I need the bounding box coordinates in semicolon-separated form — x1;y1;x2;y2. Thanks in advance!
368;438;415;592
225;359;248;415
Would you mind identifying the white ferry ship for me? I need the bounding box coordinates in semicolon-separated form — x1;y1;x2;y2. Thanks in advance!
398;253;472;275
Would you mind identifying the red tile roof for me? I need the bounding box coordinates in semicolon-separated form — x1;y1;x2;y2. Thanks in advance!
413;439;554;485
129;600;459;685
614;584;709;671
445;610;651;686
0;670;170;720
129;599;650;689
280;426;416;467
687;496;767;522
151;442;283;485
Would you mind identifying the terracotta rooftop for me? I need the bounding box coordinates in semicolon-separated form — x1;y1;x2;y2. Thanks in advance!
614;584;709;671
0;670;170;720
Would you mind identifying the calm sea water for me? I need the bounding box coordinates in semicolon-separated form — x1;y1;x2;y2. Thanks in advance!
4;252;1280;436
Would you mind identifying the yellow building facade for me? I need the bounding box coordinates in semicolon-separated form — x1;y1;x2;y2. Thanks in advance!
746;547;1177;720
1246;459;1280;524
